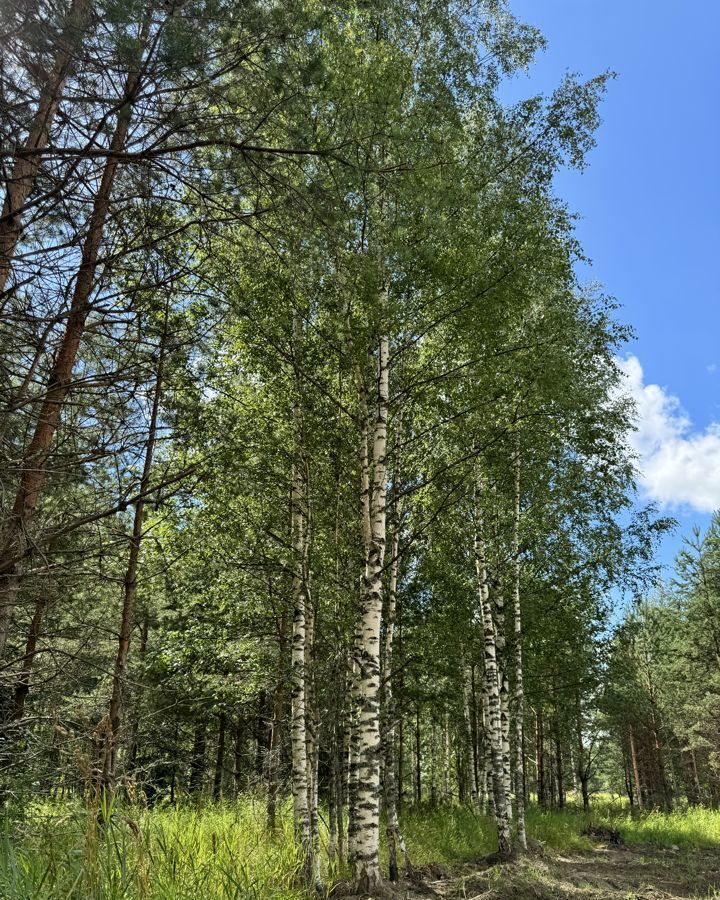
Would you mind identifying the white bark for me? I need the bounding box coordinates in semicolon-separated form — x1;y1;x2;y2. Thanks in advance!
290;314;312;880
512;444;527;848
351;326;389;893
383;507;412;880
494;585;513;824
475;476;512;858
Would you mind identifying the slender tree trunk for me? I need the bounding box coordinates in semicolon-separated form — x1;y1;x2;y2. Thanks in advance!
430;717;437;805
189;722;207;795
383;502;412;881
622;743;634;807
304;562;322;893
102;325;165;791
414;704;422;804
12;590;47;720
470;665;479;801
494;587;513;826
575;700;591;813
555;722;564;810
511;445;526;848
328;734;338;865
233;715;244;796
443;712;451;802
254;691;268;779
290;311;313;881
290;454;312;877
336;720;346;864
351;325;389;893
213;713;227;801
475;479;512;858
462;665;476;805
0;0;90;297
0;315;58;447
0;21;150;656
537;708;546;809
690;747;702;804
127;616;149;774
629;724;643;810
482;689;494;815
267;601;287;830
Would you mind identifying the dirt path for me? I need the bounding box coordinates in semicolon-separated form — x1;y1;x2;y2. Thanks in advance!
403;844;720;899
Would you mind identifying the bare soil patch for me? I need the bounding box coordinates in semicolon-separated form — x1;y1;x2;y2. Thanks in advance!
395;844;720;900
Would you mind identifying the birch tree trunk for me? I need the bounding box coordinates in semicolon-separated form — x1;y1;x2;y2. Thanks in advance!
536;708;546;809
303;551;322;892
267;601;287;830
0;0;90;297
474;479;512;858
482;688;494;815
290;313;313;881
383;502;412;881
512;445;527;848
347;393;372;868
462;664;477;804
351;324;389;893
493;582;513;826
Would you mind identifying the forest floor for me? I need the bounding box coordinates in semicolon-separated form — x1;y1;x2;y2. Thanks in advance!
2;798;720;898
401;843;720;900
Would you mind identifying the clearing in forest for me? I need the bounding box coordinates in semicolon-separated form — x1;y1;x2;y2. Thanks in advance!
403;845;720;900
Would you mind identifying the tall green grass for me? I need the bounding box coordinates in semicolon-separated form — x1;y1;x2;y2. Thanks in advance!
0;797;306;900
529;799;720;850
1;796;719;897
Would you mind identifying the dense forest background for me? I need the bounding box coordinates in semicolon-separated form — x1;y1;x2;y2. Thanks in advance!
1;0;719;895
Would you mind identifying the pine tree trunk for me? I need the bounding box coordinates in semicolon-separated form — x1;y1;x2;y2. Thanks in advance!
102;325;165;792
127;616;149;775
0;21;150;656
0;0;90;297
629;725;643;810
13;589;47;720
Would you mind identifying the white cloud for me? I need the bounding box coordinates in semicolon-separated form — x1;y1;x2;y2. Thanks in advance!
618;355;720;513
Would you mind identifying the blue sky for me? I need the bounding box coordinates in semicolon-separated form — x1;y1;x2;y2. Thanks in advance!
502;0;720;572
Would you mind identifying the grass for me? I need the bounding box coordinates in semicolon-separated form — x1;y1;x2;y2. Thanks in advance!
528;798;720;851
1;795;719;898
0;797;306;900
